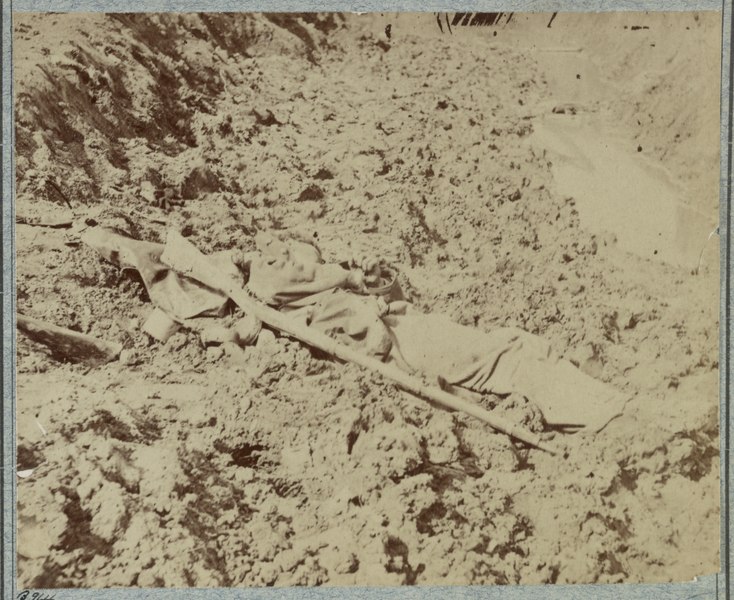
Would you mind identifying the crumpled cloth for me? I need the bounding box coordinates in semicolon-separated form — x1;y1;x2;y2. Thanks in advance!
384;314;629;432
82;227;239;321
285;289;393;359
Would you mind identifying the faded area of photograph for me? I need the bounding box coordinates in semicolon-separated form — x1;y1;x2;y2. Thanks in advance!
14;11;720;588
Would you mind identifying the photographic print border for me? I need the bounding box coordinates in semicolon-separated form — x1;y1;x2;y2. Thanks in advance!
2;1;731;598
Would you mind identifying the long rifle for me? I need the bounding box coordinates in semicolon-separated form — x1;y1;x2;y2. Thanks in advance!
160;231;559;455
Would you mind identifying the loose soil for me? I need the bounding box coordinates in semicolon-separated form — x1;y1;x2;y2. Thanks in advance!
14;11;720;587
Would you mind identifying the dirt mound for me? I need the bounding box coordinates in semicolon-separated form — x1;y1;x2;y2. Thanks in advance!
15;12;719;587
15;13;343;212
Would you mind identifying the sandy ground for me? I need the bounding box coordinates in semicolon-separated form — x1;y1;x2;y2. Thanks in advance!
14;11;721;587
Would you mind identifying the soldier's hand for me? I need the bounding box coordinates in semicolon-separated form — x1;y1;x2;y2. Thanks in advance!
351;255;381;284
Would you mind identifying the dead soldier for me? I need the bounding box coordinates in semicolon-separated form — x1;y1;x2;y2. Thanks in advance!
83;227;629;436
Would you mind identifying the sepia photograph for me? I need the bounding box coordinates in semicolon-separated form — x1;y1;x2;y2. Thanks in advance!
13;10;721;588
